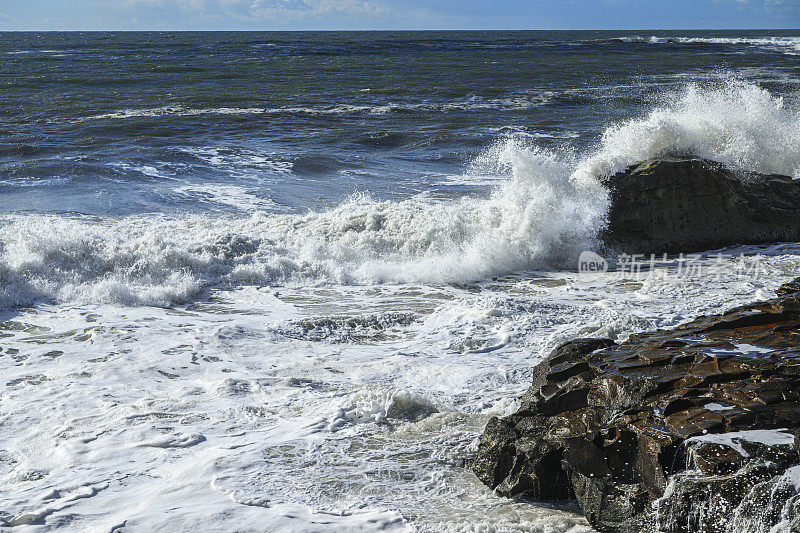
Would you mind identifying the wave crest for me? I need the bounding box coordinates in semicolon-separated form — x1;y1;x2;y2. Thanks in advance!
610;35;800;55
577;79;800;181
1;80;797;307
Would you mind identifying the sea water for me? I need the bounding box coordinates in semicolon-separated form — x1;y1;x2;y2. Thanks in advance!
1;30;800;531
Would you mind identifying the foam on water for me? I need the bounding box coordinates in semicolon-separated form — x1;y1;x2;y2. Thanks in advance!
685;429;796;459
1;79;797;309
86;95;552;121
615;35;800;55
2;250;798;531
173;184;288;213
0;139;605;307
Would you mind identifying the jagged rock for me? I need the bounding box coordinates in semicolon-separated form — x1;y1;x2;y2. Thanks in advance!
654;430;799;533
728;466;800;533
602;158;800;254
474;277;800;532
473;338;615;499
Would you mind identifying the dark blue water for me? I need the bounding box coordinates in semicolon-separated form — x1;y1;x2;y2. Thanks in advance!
2;30;799;216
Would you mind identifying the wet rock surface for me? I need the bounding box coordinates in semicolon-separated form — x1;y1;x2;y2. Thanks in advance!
655;429;800;533
602;158;800;254
474;277;800;532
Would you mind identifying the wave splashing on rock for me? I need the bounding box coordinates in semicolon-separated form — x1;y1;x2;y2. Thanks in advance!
0;79;798;309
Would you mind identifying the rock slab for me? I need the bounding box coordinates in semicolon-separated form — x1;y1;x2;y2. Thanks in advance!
602;158;800;254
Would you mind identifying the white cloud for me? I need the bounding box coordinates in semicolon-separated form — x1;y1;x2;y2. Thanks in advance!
115;0;223;11
247;0;393;19
79;0;489;30
118;0;391;16
107;0;402;27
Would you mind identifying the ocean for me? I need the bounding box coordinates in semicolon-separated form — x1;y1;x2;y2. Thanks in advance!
1;30;800;531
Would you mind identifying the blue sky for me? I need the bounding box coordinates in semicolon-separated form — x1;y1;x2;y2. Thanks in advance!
0;0;797;31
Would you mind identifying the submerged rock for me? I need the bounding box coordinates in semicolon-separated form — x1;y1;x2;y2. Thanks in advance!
602;158;800;254
473;277;800;532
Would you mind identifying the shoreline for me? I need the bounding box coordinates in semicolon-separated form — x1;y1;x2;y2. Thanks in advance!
474;275;800;532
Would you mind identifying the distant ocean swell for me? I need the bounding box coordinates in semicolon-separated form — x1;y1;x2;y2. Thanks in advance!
7;36;800;56
83;96;555;120
599;35;800;54
0;79;798;308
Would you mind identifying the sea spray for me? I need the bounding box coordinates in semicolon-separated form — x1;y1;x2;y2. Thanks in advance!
0;79;797;308
576;79;800;181
614;35;800;55
0;142;607;307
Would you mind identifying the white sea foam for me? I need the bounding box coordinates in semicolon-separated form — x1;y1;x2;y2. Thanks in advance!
616;35;800;55
1;79;798;308
107;162;174;179
182;147;294;175
174;184;287;212
0;142;604;307
675;36;800;55
4;49;65;55
576;79;800;180
1;251;797;531
685;428;795;459
86;95;551;121
89;105;388;119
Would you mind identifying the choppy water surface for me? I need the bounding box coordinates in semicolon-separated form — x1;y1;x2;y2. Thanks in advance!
1;30;800;531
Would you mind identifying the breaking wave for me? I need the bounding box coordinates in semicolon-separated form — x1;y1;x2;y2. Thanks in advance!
610;35;800;55
86;95;552;120
1;79;797;307
578;79;800;181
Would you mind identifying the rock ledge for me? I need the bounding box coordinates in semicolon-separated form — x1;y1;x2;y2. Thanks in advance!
474;277;800;532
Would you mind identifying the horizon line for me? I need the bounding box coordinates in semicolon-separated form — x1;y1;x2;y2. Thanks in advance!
1;27;799;32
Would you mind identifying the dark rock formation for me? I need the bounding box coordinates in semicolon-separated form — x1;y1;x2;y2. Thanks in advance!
655;431;800;532
602;158;800;254
473;277;800;532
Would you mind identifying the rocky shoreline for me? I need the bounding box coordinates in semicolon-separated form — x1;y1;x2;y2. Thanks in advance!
473;158;800;532
473;276;800;532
